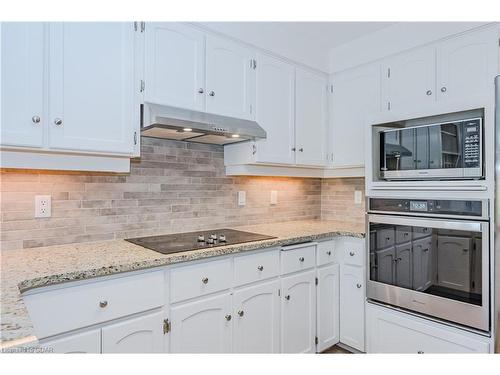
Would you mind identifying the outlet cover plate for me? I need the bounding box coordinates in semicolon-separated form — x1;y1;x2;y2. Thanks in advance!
35;195;52;218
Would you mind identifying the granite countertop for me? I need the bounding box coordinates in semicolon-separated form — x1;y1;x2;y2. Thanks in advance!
0;219;364;349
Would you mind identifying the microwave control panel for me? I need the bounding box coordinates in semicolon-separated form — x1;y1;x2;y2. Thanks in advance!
463;119;481;168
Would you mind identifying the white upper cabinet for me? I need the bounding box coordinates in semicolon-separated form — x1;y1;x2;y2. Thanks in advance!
48;23;136;154
254;53;296;164
144;23;205;111
1;23;45;148
330;64;380;168
382;46;436;112
437;27;498;102
295;67;327;166
205;35;256;120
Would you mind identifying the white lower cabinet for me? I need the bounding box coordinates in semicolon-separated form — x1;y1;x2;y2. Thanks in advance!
42;329;101;354
232;280;280;353
339;264;365;351
366;303;490;353
170;293;232;353
101;311;164;353
281;270;316;353
316;264;340;352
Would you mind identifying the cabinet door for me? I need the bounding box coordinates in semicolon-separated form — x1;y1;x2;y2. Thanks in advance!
295;67;327;166
170;293;232;353
317;264;340;352
395;243;412;289
330;64;380;168
1;22;45;148
437;27;498;102
281;270;316;353
254;53;295;164
382;46;436;112
144;23;205;111
43;329;101;353
101;311;164;353
437;235;472;292
205;35;255;120
48;22;135;154
340;264;365;351
412;237;433;291
233;280;280;353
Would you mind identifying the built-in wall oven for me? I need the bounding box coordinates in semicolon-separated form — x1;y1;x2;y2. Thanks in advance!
379;116;483;180
366;197;490;332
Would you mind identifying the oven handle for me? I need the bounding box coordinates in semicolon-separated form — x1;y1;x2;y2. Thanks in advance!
367;214;485;232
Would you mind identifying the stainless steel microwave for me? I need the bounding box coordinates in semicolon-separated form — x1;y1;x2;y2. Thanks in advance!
379;117;483;180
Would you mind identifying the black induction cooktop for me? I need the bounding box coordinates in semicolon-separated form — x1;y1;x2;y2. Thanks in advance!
125;229;277;255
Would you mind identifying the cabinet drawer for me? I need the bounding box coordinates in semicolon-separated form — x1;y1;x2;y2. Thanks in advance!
376;228;395;249
395;226;412;244
366;303;490;353
23;271;164;339
234;249;279;286
170;258;232;303
281;243;316;274
317;240;336;266
413;227;432;240
341;238;364;267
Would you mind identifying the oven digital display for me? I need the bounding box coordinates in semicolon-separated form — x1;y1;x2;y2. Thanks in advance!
410;201;428;211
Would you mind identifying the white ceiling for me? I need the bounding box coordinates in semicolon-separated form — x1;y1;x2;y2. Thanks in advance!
197;22;396;72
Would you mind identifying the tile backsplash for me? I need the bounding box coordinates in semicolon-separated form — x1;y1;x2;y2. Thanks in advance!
321;177;365;226
1;138;324;251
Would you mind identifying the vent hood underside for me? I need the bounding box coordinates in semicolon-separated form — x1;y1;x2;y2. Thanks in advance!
141;103;267;145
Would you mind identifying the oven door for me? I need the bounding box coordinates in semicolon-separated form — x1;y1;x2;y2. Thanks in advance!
367;214;489;332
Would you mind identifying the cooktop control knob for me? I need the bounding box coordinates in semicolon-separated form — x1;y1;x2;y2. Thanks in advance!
219;234;226;243
197;235;205;242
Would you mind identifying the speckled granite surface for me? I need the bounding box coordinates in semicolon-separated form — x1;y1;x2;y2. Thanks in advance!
0;219;364;348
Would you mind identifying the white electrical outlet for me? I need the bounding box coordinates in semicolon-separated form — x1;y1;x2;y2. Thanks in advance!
354;190;362;205
270;190;278;205
237;191;246;206
35;195;52;218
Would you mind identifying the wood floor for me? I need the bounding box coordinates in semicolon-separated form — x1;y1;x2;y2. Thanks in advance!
321;345;352;354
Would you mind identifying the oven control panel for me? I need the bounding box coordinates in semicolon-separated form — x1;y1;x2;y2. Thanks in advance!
463;119;481;168
369;198;484;218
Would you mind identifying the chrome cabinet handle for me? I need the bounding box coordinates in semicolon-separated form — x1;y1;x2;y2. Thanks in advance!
440;86;447;93
257;265;264;271
285;295;290;300
202;277;208;284
426;90;432;96
32;115;41;124
54;118;63;126
99;300;108;308
291;147;296;152
237;310;244;317
326;251;331;256
356;283;362;289
198;88;204;94
298;148;304;152
209;91;215;97
417;351;424;354
349;251;355;256
225;314;232;321
299;257;305;262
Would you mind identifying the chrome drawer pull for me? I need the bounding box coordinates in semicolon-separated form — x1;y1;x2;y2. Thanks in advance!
326;251;331;256
257;265;264;271
99;300;108;308
202;277;209;284
299;257;305;262
349;251;355;256
356;284;362;289
225;314;232;321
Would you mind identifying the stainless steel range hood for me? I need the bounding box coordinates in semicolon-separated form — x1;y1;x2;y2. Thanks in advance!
141;103;266;145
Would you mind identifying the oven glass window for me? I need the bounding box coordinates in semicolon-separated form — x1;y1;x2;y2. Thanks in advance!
369;223;482;306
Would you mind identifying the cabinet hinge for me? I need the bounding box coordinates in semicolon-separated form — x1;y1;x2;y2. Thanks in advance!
140;103;144;129
249;104;253;114
251;59;257;69
330;84;334;93
134;22;138;31
140;80;145;93
315;277;318;285
315;336;319;345
278;288;281;296
141;22;145;33
387;67;391;78
252;144;257;155
134;131;137;145
163;318;171;334
387;101;391;111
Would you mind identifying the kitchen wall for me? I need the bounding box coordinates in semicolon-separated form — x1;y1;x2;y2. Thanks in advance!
0;138;322;251
321;177;365;226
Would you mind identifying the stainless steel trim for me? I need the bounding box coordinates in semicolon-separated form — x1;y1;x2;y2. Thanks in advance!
495;74;500;352
366;213;490;332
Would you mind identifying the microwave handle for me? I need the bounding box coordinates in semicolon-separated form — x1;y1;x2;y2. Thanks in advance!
367;214;483;232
